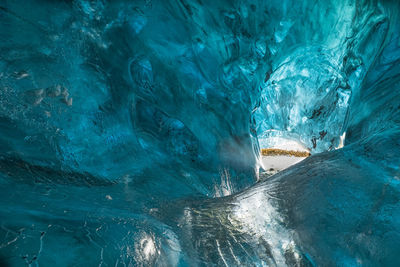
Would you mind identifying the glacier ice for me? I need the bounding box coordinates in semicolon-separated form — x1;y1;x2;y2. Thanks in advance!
0;0;400;266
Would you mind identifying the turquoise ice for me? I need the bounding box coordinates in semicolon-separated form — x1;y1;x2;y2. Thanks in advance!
0;0;400;266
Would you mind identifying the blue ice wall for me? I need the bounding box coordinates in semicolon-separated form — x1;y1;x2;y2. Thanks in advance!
0;0;400;266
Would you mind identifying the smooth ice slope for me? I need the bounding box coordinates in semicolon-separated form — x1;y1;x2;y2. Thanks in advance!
0;0;400;266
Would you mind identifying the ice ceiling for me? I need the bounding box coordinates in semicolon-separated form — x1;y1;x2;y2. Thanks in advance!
0;0;400;266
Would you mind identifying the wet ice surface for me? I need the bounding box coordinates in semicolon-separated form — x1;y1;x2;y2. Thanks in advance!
1;0;400;266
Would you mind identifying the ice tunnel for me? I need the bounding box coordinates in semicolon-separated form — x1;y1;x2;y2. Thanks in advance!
0;0;400;266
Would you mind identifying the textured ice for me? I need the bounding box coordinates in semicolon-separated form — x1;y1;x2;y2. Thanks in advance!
0;0;400;266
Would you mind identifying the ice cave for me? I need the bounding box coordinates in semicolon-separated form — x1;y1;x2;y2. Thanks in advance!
0;0;400;266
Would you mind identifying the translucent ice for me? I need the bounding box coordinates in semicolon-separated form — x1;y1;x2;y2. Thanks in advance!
0;0;400;266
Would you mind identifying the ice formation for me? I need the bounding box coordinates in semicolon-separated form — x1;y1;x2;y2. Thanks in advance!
0;0;400;266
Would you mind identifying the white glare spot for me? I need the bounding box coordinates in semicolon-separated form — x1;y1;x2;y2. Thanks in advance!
137;234;157;261
336;132;346;149
300;69;310;77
